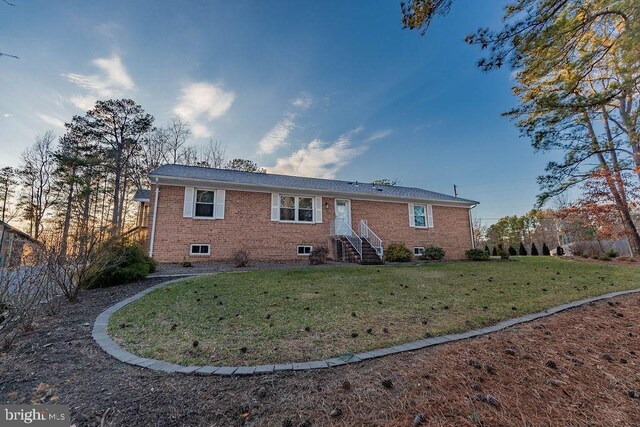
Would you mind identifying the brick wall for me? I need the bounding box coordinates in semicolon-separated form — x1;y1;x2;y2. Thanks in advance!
148;185;473;262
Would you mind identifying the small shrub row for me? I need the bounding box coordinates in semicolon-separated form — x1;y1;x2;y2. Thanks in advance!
383;243;446;262
385;242;413;262
465;248;490;261
418;246;445;261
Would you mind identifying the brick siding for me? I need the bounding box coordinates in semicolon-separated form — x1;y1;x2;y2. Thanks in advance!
148;185;473;262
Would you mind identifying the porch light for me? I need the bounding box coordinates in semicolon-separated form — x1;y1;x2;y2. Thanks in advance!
325;202;330;209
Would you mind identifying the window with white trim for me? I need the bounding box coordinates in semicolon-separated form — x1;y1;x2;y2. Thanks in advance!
280;195;314;223
194;190;215;218
190;244;211;256
297;245;313;256
414;247;425;256
413;204;427;227
409;203;433;228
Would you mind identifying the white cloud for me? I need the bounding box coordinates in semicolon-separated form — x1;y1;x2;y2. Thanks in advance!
3;113;12;118
37;113;66;129
365;129;392;142
63;54;135;110
258;112;296;154
268;128;367;179
257;94;314;154
291;94;312;109
173;82;235;138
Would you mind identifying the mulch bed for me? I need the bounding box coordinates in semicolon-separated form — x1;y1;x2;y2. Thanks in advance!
2;277;640;426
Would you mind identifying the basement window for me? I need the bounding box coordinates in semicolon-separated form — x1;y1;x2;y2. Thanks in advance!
190;244;211;256
297;245;313;256
413;247;425;256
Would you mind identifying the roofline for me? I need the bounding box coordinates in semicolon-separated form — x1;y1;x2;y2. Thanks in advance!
149;174;479;207
0;220;40;242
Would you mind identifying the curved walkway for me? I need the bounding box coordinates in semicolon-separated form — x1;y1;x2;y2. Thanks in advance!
92;278;640;376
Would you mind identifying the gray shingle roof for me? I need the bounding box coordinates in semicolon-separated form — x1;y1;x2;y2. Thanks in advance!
149;164;478;205
133;188;151;201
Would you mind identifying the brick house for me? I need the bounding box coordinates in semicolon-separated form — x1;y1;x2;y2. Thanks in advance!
142;164;478;264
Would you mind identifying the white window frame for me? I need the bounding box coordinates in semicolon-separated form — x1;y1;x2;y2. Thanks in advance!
279;195;315;223
409;203;434;228
413;204;428;228
297;245;313;256
414;247;425;256
189;244;211;256
193;189;215;219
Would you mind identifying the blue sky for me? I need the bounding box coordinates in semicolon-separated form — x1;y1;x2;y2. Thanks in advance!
0;0;557;225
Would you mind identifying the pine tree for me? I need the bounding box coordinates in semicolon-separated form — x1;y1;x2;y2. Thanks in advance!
484;245;490;254
531;242;539;256
508;245;517;256
492;247;498;256
542;242;551;256
519;242;528;256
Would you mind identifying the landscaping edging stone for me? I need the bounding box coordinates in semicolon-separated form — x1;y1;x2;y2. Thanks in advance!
92;277;640;376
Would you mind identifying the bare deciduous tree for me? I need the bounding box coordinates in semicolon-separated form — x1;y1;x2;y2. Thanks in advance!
18;131;56;239
164;115;191;164
0;166;18;223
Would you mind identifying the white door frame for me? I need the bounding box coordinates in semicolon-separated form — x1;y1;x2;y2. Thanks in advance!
334;199;352;235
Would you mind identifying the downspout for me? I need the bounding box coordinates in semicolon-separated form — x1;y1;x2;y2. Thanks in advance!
148;179;160;258
468;205;477;249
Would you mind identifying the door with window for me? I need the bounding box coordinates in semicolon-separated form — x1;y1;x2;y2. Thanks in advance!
334;199;352;235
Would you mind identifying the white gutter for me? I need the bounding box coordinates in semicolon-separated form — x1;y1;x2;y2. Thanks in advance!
148;178;159;258
468;204;477;249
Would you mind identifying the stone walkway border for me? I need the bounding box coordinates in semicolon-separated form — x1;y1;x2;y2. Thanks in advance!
92;277;640;376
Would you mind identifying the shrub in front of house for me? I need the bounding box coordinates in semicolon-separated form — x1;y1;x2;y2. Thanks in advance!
465;248;490;261
498;247;510;260
385;242;413;262
508;245;517;256
492;247;498;256
231;249;250;267
83;240;157;289
531;242;539;256
484;245;490;254
309;245;329;265
542;242;551;256
556;245;565;256
419;246;445;260
603;249;619;259
519;242;528;256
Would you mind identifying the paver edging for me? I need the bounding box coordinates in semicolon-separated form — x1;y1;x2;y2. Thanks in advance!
92;277;640;376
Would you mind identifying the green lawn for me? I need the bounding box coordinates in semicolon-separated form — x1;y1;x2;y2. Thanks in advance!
109;257;639;366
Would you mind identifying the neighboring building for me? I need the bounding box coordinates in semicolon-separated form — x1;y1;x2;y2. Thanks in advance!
139;164;479;263
0;221;41;268
124;189;151;243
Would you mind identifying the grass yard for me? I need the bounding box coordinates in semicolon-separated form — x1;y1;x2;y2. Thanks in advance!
108;257;639;366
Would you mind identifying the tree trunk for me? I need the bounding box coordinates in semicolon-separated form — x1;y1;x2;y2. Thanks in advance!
585;112;640;255
111;153;122;235
1;186;7;222
59;171;76;258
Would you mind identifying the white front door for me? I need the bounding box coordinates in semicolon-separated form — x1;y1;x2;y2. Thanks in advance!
334;199;352;235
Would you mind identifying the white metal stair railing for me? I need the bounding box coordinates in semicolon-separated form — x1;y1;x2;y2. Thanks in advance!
330;218;363;258
359;220;384;258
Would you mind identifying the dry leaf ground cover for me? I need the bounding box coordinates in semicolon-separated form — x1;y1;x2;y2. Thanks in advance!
2;268;640;425
108;257;640;366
